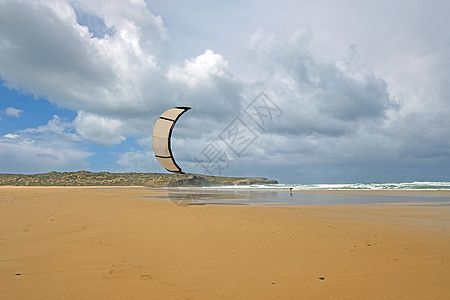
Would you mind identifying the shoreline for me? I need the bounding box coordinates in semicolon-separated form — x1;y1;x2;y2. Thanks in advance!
290;189;450;197
1;187;449;299
2;184;450;200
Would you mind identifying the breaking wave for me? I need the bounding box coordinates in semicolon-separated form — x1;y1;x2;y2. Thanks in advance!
204;181;450;190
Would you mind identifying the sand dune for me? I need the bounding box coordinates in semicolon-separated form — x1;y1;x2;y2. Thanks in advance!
1;187;449;299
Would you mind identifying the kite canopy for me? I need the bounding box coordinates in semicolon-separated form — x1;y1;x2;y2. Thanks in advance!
152;107;191;173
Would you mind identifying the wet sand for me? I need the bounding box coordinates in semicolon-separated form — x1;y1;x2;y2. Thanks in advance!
1;187;449;299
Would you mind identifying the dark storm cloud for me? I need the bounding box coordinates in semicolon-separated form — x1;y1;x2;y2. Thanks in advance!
245;32;398;141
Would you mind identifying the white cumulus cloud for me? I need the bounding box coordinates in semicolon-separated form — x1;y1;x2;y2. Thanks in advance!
167;50;230;87
4;107;23;117
0;115;91;173
74;112;126;146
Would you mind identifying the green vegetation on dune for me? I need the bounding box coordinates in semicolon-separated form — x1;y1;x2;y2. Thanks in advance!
0;171;278;187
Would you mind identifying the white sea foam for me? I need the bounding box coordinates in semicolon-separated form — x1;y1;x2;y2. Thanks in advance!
203;181;450;190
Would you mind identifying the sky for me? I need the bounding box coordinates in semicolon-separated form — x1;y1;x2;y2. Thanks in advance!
0;0;449;183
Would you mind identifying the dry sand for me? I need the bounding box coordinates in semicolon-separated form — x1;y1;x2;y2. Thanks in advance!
1;187;449;299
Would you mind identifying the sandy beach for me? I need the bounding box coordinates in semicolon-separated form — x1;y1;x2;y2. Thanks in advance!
1;187;449;299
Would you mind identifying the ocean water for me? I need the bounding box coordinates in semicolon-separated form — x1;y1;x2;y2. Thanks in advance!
152;181;450;206
204;181;450;190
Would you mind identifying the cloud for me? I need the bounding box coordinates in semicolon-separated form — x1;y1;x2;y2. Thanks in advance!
0;0;448;181
206;27;449;182
1;0;397;147
3;133;19;139
0;1;116;108
0;0;242;139
167;49;230;88
0;115;91;173
384;112;450;159
0;0;165;115
22;115;80;140
244;30;398;138
74;111;126;146
166;49;244;123
117;150;161;172
0;0;245;173
0;137;90;173
4;107;23;117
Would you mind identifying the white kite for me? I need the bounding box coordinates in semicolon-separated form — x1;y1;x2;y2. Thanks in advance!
152;107;191;173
